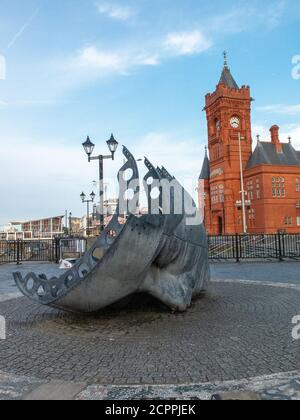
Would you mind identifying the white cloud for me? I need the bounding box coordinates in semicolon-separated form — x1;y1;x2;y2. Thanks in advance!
208;10;250;35
252;124;272;143
62;45;160;84
132;132;204;205
252;122;300;149
164;30;212;56
96;2;134;21
137;55;159;66
65;29;212;78
66;30;212;81
73;46;127;72
62;30;212;85
256;104;300;116
281;124;300;148
206;1;287;38
264;0;287;28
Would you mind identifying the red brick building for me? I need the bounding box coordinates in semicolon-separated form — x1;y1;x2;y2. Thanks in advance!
199;56;300;235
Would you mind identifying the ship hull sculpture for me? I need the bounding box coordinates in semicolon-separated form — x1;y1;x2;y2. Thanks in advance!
14;147;210;313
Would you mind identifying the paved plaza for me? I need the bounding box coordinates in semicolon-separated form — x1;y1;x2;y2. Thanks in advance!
0;262;299;400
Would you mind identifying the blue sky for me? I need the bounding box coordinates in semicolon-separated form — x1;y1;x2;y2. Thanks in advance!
0;0;300;225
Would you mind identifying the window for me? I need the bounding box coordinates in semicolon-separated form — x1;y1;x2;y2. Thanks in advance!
219;185;225;203
211;185;218;204
256;178;261;199
214;118;221;135
296;178;300;192
211;184;224;205
297;217;300;227
284;216;293;226
247;180;254;200
272;177;285;198
247;179;261;200
249;209;255;220
248;209;256;227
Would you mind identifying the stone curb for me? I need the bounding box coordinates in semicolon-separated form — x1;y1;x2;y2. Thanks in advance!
0;370;299;400
211;279;300;291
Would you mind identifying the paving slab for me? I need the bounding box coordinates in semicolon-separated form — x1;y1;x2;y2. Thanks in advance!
23;380;86;401
211;261;300;285
0;262;61;297
0;371;45;400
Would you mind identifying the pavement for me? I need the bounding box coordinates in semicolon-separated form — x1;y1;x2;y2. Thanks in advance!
0;261;299;400
211;261;300;285
0;263;61;300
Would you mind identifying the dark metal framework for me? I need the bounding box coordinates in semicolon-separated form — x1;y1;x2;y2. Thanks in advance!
2;234;300;265
0;238;86;265
208;233;300;261
0;240;55;265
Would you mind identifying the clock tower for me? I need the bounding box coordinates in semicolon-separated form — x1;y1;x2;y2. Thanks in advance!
201;53;253;234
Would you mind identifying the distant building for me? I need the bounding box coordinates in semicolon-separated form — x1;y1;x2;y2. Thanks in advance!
0;216;65;240
69;217;82;235
0;224;23;241
86;199;120;236
104;199;118;216
199;56;300;235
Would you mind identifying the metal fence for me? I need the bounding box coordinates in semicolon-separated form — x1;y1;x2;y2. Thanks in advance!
1;235;300;265
208;234;300;261
58;238;86;261
0;238;87;265
0;240;55;265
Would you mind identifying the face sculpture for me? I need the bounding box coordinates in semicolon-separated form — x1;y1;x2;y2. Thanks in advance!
14;147;210;313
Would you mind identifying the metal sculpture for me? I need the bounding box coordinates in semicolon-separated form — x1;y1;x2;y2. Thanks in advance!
14;147;210;313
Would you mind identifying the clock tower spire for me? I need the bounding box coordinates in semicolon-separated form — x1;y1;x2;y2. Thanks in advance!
202;53;253;234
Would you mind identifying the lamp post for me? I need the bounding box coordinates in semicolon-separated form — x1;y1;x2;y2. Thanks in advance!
82;134;119;232
69;212;72;236
80;191;96;237
238;133;247;235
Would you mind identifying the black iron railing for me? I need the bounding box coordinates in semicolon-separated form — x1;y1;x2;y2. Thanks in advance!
0;237;87;265
208;233;300;261
1;235;300;265
0;240;54;265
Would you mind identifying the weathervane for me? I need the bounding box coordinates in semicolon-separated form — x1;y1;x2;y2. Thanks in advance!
223;51;228;68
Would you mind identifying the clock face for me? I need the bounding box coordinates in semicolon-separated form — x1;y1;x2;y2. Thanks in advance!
230;116;240;129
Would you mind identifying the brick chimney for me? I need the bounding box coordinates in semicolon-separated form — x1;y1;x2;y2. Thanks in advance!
270;125;282;153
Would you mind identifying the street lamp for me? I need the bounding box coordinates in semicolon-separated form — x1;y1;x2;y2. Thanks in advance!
82;137;95;159
81;191;95;237
82;134;119;232
106;134;119;157
69;212;72;236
